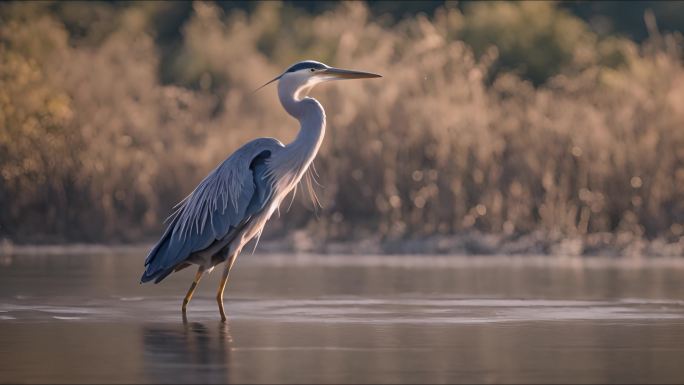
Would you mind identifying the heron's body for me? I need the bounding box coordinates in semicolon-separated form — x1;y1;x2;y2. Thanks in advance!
140;60;379;321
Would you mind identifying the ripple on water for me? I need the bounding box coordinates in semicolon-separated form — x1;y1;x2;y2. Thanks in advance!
1;297;683;324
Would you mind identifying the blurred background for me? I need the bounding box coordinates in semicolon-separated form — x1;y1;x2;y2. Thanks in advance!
1;0;683;256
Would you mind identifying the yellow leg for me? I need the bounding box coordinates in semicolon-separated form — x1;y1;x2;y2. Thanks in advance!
182;267;205;318
217;253;239;322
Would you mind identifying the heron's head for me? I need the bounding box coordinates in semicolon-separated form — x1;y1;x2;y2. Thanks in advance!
255;60;381;96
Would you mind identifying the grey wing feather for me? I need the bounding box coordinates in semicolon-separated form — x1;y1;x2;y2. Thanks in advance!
141;138;283;283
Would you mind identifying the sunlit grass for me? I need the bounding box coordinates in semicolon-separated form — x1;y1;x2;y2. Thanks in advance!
1;2;683;253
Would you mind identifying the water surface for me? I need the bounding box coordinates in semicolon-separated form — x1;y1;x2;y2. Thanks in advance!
1;252;684;383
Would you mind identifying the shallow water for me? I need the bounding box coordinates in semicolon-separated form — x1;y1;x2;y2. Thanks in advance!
1;252;684;383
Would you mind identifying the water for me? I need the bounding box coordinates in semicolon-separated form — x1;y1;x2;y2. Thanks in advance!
1;251;684;383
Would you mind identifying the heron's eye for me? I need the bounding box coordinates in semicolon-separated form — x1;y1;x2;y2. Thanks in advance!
310;68;315;72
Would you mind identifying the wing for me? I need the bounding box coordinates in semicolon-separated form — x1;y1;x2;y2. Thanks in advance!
140;137;284;283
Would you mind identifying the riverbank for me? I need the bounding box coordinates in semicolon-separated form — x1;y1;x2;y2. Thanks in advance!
2;231;682;258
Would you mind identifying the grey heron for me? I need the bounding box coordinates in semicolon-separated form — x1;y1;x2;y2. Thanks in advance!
140;60;381;321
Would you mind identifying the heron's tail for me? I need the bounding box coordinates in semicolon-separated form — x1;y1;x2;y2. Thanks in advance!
140;246;173;283
140;217;181;284
140;266;174;284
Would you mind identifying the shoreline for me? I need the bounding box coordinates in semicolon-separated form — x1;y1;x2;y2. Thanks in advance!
2;231;682;258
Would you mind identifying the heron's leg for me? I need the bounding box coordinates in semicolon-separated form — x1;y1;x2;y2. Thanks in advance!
182;266;205;317
217;251;240;322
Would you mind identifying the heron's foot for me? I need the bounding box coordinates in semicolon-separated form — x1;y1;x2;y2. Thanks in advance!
216;252;237;323
181;267;204;322
217;295;227;322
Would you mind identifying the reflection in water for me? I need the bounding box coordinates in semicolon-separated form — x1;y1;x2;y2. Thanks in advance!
143;321;233;384
2;254;684;383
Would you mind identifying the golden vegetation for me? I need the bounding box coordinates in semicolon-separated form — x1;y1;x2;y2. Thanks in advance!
1;2;683;253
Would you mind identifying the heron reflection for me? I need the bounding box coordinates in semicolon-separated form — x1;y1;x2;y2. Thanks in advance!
143;320;233;383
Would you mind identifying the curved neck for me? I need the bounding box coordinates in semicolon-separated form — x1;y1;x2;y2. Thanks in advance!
277;77;326;153
269;77;326;188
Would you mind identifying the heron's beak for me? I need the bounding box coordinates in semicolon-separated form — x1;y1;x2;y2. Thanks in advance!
321;67;382;80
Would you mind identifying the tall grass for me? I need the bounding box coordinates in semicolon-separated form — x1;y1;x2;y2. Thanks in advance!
1;2;683;252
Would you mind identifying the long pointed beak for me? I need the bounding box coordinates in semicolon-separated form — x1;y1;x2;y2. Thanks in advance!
321;67;382;79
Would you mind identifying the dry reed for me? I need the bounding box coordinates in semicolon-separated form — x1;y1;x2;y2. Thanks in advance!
1;2;683;255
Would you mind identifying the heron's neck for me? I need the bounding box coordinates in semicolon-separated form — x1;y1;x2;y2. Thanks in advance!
273;80;326;184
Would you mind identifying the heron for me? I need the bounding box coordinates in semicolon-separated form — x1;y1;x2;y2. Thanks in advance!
140;60;381;321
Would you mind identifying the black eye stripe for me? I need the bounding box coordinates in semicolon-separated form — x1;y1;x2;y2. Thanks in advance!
285;61;327;73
